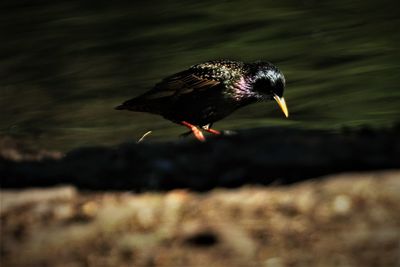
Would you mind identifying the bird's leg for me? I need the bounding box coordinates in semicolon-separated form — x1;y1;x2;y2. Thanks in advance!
181;121;206;142
205;128;221;135
202;124;221;135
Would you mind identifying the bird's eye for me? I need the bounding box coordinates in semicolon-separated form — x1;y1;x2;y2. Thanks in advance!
253;79;273;93
274;80;284;98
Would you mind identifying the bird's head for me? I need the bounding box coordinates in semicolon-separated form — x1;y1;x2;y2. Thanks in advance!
249;62;289;118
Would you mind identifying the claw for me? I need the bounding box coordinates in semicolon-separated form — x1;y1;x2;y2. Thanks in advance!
202;124;221;135
181;121;206;142
203;128;221;135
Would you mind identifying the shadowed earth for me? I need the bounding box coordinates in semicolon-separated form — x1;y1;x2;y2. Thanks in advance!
1;126;400;267
1;125;400;191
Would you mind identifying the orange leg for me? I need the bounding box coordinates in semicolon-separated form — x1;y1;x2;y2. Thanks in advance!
181;121;205;142
203;128;221;135
202;124;221;135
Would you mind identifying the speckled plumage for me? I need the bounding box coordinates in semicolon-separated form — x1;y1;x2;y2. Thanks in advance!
116;59;287;134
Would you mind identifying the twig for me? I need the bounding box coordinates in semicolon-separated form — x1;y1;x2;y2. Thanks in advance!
137;131;152;143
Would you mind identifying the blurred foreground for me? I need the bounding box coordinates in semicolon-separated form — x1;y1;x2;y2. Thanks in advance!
1;126;400;266
2;171;400;267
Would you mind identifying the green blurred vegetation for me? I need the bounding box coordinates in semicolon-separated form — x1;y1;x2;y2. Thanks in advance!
1;0;399;151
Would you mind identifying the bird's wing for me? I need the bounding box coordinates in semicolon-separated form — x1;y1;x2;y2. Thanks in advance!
140;69;222;100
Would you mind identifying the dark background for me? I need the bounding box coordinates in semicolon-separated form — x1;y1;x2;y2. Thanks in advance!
1;0;400;151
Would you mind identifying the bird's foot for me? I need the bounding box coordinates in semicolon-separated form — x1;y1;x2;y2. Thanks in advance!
181;121;206;142
203;128;221;135
201;124;221;135
202;124;236;136
180;122;233;141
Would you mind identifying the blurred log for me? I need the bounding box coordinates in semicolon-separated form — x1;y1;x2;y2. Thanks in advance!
1;126;400;191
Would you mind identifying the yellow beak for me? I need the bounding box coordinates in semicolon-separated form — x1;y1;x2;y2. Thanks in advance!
273;94;289;118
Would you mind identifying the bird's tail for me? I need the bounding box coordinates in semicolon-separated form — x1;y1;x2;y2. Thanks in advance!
114;97;156;112
114;97;143;110
114;104;126;110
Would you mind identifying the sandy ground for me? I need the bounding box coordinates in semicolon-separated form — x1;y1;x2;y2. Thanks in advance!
2;170;400;267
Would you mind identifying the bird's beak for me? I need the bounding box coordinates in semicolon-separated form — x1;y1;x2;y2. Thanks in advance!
273;94;289;118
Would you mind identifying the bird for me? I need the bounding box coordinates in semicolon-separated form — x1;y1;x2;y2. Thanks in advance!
115;59;289;141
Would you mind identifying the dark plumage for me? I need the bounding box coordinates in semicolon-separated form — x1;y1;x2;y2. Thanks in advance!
116;60;289;141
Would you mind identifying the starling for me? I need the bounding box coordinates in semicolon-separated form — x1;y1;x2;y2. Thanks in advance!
115;60;289;141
